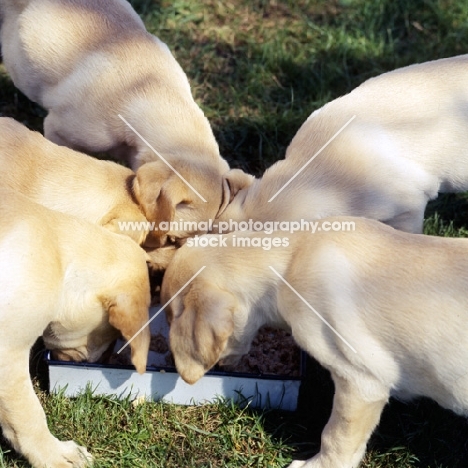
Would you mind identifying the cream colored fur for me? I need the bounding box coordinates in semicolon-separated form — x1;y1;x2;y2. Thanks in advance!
217;55;468;234
0;190;151;468
0;0;241;245
162;221;468;467
0;117;149;245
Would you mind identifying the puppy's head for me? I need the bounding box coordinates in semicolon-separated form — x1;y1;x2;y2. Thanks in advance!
162;246;264;384
163;280;237;384
45;321;121;366
44;248;151;374
133;161;253;245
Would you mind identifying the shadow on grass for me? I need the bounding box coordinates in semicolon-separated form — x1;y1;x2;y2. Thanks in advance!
425;193;468;233
0;69;46;132
259;358;468;468
372;397;468;468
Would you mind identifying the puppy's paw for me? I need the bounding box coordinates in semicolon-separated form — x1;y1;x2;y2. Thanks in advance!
288;461;307;468
287;458;327;468
61;440;93;467
287;456;349;468
37;440;93;468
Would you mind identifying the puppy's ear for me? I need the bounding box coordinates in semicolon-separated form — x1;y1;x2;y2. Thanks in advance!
103;294;151;374
169;284;236;384
134;163;192;246
216;169;254;218
133;161;172;222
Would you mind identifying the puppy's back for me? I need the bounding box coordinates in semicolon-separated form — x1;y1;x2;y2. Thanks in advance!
0;188;149;283
286;55;468;190
0;118;147;232
0;116;127;181
0;0;147;84
285;218;468;404
0;189;151;372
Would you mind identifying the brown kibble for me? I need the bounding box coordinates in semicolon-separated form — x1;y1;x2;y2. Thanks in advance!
150;333;169;354
105;327;301;377
108;348;131;367
220;327;301;377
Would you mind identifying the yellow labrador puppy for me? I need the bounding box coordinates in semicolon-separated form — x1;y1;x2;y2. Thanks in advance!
0;117;149;245
162;221;468;468
0;0;240;246
0;190;151;468
217;55;468;234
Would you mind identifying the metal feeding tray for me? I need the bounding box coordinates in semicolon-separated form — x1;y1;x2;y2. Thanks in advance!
46;307;304;411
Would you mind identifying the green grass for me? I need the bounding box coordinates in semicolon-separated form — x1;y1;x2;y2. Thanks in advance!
0;384;295;467
1;0;468;466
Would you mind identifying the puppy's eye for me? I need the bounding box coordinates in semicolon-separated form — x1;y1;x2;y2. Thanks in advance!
176;200;192;210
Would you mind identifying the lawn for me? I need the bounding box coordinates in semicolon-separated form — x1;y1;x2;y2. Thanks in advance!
1;0;468;466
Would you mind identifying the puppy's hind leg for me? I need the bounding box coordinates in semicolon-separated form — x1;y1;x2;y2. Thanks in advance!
0;349;92;467
288;375;388;468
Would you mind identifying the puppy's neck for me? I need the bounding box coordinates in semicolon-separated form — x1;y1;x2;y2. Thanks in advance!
123;98;222;168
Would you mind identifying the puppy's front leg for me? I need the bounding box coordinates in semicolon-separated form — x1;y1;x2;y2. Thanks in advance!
0;350;92;468
289;375;388;468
